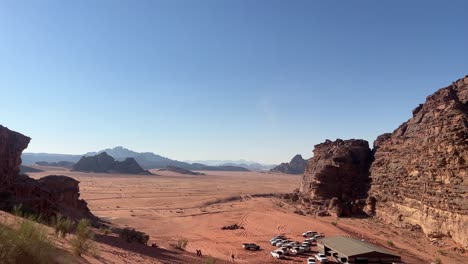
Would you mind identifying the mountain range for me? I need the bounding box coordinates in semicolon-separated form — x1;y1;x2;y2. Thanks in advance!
22;146;266;171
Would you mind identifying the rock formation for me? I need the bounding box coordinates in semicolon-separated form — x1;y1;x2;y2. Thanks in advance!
299;139;372;216
73;152;152;174
368;76;468;248
0;125;95;221
298;75;468;248
35;161;75;168
271;154;308;174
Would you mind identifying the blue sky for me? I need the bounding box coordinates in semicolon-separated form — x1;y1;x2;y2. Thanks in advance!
1;0;467;164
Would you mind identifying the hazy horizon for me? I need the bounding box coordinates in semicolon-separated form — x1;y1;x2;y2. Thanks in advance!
2;1;467;164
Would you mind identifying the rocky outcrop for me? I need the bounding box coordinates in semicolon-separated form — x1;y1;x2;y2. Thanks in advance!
73;152;152;175
297;75;468;248
0;125;95;221
271;154;307;174
368;76;468;248
299;139;372;216
35;161;75;168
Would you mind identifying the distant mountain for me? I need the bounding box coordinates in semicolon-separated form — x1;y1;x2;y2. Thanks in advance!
22;146;250;172
35;161;75;168
270;154;308;174
185;159;276;170
86;147;249;171
22;153;82;165
73;152;152;175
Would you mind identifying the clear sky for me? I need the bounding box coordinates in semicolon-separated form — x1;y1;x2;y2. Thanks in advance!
1;0;467;164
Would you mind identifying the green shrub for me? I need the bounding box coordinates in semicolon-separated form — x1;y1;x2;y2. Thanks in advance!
386;240;394;247
70;219;94;256
52;214;73;238
176;238;188;250
101;226;112;235
434;257;442;264
0;220;55;264
119;227;149;244
204;256;217;264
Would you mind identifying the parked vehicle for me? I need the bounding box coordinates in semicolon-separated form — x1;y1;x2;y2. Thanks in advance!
276;240;291;247
271;239;284;246
242;243;260;251
315;253;328;263
271;250;285;259
299;246;310;252
270;235;286;241
307;257;317;264
313;234;324;239
290;246;304;255
302;231;318;238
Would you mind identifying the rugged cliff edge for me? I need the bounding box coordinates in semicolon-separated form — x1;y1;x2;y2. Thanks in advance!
271;154;308;174
299;139;372;217
298;76;468;248
0;125;95;220
367;76;468;248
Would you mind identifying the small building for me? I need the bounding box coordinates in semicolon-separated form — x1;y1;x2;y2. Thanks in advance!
317;236;401;264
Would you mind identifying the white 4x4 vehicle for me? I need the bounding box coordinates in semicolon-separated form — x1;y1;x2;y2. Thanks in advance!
270;250;285;259
302;231;318;237
315;253;328;263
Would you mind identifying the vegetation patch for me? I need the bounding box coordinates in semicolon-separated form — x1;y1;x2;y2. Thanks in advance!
119;227;150;244
0;218;56;264
70;219;95;256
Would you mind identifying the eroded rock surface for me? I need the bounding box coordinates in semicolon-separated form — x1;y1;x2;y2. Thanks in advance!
0;125;95;220
271;154;308;174
299;139;372;216
297;75;468;248
368;76;468;248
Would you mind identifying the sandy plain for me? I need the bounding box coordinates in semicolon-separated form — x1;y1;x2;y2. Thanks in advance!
28;167;467;264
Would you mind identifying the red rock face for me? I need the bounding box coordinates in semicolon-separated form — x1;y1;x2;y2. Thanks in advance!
0;125;95;221
0;125;30;186
299;139;372;216
368;77;468;248
298;76;467;248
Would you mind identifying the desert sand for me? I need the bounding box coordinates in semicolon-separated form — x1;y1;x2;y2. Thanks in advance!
28;167;467;264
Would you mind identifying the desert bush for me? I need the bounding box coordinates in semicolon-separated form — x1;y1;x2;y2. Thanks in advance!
52;214;73;238
331;221;338;226
70;219;94;256
204;256;217;264
386;240;394;247
434;257;442;264
176;238;188;250
101;226;112;235
0;219;55;264
119;227;149;244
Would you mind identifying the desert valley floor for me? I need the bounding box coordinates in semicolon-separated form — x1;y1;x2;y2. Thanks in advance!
27;167;467;264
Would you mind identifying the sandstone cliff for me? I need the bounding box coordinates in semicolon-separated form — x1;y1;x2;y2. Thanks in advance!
368;76;468;248
271;154;308;174
73;152;152;175
299;139;372;216
0;125;95;220
298;76;468;248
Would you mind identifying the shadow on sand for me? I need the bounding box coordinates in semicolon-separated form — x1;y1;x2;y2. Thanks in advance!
93;233;194;263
